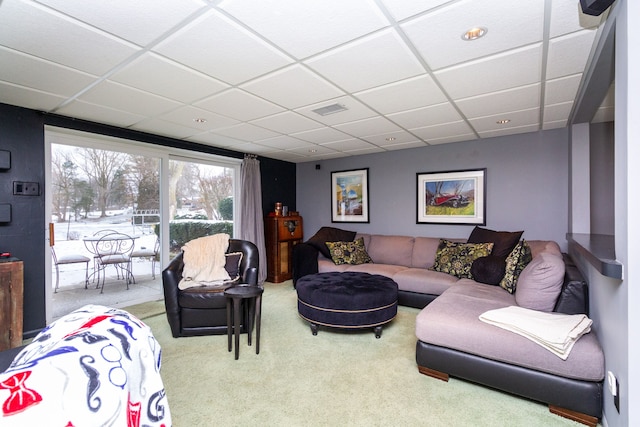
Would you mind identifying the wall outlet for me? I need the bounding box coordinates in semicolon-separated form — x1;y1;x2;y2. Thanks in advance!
607;370;620;413
13;181;40;196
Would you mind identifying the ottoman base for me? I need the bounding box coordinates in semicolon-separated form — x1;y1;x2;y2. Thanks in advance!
296;272;398;339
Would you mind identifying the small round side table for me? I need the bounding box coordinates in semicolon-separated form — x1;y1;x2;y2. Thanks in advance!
224;284;264;360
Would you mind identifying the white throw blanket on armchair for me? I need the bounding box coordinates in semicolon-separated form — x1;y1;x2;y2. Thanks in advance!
179;233;230;289
479;305;592;360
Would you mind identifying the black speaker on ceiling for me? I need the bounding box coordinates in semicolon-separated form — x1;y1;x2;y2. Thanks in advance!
580;0;615;16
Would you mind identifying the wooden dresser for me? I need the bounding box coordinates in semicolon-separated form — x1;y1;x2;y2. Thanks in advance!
265;214;303;283
0;257;23;351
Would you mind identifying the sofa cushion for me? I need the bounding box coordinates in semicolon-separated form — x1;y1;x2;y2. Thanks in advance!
471;255;506;285
499;240;532;294
430;239;494;279
307;227;356;258
411;237;446;269
325;237;372;265
366;235;415;267
393;268;459;295
515;252;565;312
467;226;523;258
415;280;605;382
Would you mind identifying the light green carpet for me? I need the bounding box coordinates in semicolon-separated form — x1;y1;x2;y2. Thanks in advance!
133;281;588;426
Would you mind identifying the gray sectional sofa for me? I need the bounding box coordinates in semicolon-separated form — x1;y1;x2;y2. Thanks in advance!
292;229;604;426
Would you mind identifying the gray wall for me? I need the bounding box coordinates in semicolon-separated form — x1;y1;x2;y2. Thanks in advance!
590;121;615;235
297;128;569;247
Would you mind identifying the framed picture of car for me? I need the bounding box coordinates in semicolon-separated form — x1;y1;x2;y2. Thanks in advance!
416;168;486;225
331;168;369;223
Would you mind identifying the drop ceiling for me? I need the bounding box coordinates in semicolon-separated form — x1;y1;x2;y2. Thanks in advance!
0;0;614;163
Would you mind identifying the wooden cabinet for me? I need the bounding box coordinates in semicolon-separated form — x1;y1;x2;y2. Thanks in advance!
0;258;23;351
265;214;303;283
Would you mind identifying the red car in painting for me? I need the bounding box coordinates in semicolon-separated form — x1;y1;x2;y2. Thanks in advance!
429;193;470;208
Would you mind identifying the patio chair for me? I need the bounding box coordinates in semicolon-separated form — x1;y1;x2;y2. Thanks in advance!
130;236;160;279
50;245;90;293
94;232;136;293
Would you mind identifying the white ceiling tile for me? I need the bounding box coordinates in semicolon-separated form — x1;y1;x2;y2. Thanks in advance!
468;107;540;133
154;9;293;85
362;130;421;146
478;124;540;139
286;145;340;157
545;74;583;105
241;65;344;109
186;132;247;148
305;29;425;92
290;127;353;144
549;0;605;38
211;123;280;142
157;106;239;130
543;101;574;123
0;0;139;75
255;136;316;150
434;44;542;99
334;116;402;137
410;121;475;141
320;138;378;151
402;0;544;71
542;119;568;130
110;53;229;104
195;89;285;121
296;96;377;125
382;140;428;151
455;84;540;119
34;0;207;46
388;102;462;129
427;133;477;145
220;0;389;59
251;112;323;134
379;0;451;21
79;80;181;116
546;30;597;79
0;46;97;96
354;74;448;114
0;81;66;111
55;99;145;127
130;118;203;139
343;145;386;155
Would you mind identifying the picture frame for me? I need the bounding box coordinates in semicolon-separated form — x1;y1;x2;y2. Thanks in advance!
416;168;486;225
331;168;369;223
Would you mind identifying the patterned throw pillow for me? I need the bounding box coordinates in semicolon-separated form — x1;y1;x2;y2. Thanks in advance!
430;239;494;279
325;237;373;265
499;240;532;293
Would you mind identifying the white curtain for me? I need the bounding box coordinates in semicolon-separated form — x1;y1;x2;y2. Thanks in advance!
240;155;267;284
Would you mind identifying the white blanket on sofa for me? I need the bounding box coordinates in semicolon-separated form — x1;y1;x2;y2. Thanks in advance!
0;305;171;426
479;305;592;360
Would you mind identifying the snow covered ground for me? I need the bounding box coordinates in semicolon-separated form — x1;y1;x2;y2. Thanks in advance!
51;209;163;320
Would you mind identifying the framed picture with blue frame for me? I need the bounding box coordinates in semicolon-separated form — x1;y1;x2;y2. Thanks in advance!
416;168;486;225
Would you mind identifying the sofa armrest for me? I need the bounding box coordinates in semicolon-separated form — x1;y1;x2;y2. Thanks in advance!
292;242;320;286
554;253;589;315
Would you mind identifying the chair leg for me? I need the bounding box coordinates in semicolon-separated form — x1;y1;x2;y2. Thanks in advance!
84;261;89;289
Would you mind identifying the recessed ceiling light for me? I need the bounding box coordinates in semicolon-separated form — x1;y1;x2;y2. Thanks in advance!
385;137;396;141
309;149;318;153
193;118;207;123
462;27;487;41
496;119;511;124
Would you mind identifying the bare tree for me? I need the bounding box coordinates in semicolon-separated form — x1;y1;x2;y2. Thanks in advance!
76;148;127;217
129;155;159;210
51;151;78;223
197;169;233;220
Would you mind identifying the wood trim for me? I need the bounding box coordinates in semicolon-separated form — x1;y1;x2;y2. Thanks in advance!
549;404;598;427
417;365;449;382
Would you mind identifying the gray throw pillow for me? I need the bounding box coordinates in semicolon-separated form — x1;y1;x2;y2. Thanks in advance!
515;252;565;312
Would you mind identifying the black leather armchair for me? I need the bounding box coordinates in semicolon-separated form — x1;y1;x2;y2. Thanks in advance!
162;238;259;338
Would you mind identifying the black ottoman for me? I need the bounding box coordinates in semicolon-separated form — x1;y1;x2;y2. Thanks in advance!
296;272;398;338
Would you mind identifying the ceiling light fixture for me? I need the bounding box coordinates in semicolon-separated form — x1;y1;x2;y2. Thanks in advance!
312;103;348;116
385;137;396;141
496;119;511;124
309;149;318;153
193;118;207;123
462;27;487;41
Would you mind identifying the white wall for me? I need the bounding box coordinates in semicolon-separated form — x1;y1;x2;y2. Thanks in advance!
297;128;569;246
